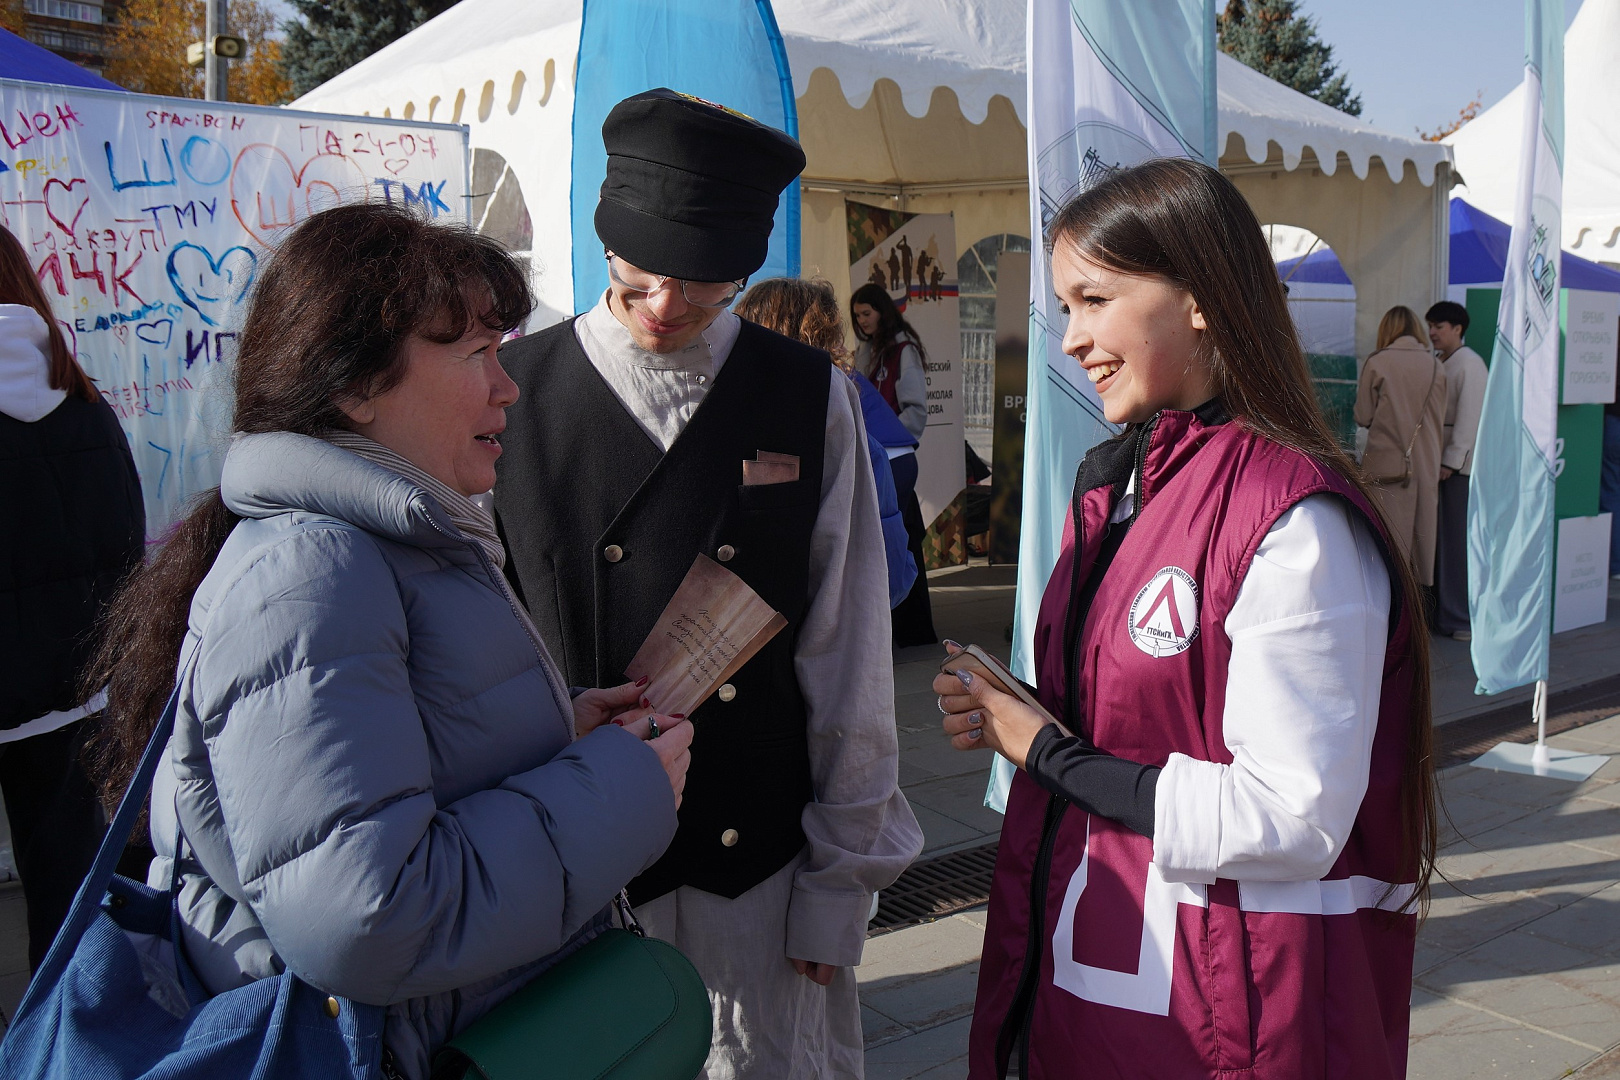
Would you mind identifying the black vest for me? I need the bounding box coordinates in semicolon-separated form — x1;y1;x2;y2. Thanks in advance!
494;318;831;901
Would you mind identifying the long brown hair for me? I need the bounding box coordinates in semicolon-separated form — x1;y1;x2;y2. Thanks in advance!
0;225;97;402
850;281;927;369
1049;157;1437;917
83;202;532;815
737;277;853;370
1376;305;1430;351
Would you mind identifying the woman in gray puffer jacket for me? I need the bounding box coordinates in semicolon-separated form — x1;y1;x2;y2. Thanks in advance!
83;204;694;1078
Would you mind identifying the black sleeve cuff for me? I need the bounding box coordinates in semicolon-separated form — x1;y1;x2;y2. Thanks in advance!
1024;724;1161;839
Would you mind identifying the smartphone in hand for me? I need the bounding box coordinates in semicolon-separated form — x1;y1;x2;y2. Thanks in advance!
939;645;1072;735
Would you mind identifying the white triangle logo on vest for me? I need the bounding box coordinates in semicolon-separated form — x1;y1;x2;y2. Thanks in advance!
1127;566;1200;658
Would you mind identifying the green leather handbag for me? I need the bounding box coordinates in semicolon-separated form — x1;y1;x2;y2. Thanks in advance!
431;898;712;1080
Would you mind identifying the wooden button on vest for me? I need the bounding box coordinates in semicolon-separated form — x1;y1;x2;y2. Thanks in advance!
717;544;736;562
325;996;340;1019
603;544;623;563
721;829;739;847
717;683;737;702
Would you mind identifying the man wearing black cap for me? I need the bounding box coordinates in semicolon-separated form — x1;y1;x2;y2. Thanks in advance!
493;90;922;1079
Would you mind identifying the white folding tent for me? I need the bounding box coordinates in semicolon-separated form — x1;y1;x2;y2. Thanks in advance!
1445;0;1620;266
291;0;1451;357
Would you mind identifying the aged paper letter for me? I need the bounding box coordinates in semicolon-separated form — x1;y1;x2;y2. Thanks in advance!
625;555;788;717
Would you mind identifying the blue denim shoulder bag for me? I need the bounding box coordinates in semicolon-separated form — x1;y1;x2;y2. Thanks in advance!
0;654;386;1079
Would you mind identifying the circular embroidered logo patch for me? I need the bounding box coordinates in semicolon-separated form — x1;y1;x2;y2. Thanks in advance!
1127;566;1200;657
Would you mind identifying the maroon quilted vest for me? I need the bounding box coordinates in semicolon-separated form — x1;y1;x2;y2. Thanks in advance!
971;409;1421;1079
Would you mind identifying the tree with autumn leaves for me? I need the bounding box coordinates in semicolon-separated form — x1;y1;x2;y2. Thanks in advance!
104;0;292;106
0;0;25;36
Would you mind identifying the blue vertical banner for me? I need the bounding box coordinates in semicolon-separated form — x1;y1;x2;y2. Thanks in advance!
1467;0;1564;694
990;0;1217;811
570;0;799;313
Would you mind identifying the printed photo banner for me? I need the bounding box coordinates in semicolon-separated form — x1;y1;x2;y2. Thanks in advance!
846;202;966;529
0;78;470;532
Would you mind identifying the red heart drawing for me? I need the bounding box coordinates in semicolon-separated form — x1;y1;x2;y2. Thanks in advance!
383;157;411;175
44;177;90;238
229;144;368;248
112;325;129;344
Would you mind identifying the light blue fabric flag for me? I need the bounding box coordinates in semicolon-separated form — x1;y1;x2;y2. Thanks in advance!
1467;0;1564;695
570;0;799;314
988;0;1217;812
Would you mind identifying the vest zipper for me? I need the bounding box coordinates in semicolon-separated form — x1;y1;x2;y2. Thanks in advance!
1127;413;1158;528
1012;417;1154;1075
996;793;1068;1078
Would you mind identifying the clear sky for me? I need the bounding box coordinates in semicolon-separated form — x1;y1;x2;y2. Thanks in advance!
1298;0;1585;138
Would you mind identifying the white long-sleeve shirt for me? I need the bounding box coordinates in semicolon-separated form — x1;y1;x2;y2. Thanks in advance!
573;295;923;965
1440;345;1489;474
1135;486;1393;884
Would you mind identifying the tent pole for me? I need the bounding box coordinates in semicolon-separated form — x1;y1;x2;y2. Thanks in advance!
1531;678;1551;774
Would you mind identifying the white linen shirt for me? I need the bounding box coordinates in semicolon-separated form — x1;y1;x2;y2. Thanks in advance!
1440;345;1489;475
571;295;923;966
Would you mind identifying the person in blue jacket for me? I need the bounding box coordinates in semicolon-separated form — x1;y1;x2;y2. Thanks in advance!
81;204;693;1079
735;277;918;606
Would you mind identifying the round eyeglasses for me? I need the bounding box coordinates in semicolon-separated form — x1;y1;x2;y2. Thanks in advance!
606;254;746;308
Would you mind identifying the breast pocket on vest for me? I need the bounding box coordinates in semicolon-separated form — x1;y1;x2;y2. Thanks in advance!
736;478;816;512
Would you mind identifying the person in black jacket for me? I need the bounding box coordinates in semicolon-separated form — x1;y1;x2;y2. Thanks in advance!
0;225;145;970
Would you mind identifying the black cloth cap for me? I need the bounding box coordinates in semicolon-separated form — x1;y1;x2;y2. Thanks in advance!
595;88;806;284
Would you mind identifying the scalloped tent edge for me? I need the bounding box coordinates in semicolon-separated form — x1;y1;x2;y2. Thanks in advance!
290;0;1454;356
1445;0;1620;262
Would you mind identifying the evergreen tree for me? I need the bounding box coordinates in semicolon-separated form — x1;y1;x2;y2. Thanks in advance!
1218;0;1362;117
280;0;459;97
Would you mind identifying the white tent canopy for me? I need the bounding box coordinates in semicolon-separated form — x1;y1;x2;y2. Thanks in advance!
1446;0;1620;263
293;0;1452;354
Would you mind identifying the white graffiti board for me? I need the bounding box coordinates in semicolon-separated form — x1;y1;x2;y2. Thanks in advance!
0;79;469;531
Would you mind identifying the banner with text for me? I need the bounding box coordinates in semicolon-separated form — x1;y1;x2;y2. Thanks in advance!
1466;0;1564;693
0;79;469;531
848;202;966;527
991;0;1216;811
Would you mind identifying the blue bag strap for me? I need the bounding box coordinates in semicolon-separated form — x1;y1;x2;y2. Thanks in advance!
13;651;195;1022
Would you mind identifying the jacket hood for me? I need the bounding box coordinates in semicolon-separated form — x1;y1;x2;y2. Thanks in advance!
221;431;470;552
0;304;67;423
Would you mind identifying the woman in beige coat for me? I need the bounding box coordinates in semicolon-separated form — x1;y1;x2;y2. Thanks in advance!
1355;306;1447;585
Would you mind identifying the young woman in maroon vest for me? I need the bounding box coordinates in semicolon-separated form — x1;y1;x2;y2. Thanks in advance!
934;158;1437;1079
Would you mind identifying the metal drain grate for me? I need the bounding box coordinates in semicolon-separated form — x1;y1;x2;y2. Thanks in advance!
869;842;999;935
1435;672;1620;770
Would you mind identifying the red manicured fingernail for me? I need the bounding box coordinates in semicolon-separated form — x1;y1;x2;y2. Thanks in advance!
635;675;650;687
611;718;626;726
669;713;686;720
640;696;651;709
